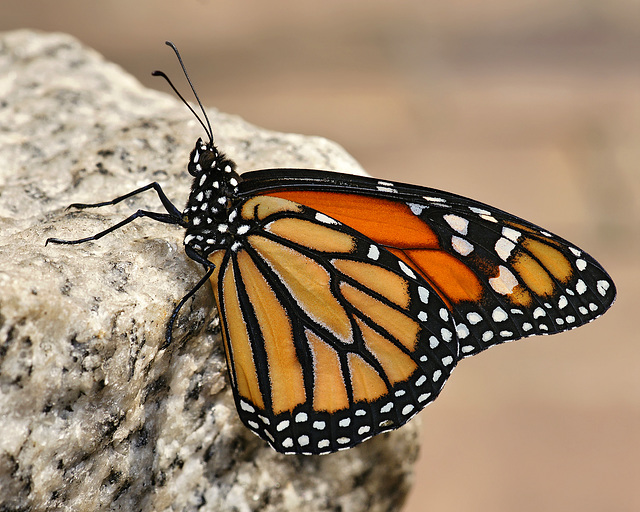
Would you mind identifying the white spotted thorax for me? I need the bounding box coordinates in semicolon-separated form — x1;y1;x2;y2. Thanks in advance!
182;138;242;255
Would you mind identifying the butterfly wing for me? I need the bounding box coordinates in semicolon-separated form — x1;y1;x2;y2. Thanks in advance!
240;169;617;357
209;194;458;454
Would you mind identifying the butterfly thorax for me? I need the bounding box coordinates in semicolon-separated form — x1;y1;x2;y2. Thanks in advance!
182;138;243;256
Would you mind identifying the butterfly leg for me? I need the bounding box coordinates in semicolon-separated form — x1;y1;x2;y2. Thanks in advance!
45;183;186;245
163;245;216;348
67;182;182;217
45;209;183;246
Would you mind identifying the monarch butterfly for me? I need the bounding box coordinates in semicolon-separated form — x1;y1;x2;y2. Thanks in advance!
47;42;616;456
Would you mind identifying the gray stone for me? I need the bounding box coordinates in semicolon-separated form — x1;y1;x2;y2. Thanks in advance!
0;31;419;511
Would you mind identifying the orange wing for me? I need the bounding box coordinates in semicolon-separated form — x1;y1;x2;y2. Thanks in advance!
208;195;458;454
263;189;615;356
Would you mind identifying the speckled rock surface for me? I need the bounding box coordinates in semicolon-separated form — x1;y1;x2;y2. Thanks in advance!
0;31;419;511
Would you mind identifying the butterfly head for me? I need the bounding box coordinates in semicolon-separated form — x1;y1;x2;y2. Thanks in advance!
187;137;218;177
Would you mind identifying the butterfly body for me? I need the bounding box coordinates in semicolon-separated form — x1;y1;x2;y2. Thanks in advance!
181;138;243;253
46;42;616;456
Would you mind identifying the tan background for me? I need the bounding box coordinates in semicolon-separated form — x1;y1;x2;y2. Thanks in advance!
2;2;638;511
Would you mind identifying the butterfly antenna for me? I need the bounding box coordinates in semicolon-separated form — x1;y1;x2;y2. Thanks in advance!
152;41;214;143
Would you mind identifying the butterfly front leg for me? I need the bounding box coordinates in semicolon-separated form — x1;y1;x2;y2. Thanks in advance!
45;182;186;246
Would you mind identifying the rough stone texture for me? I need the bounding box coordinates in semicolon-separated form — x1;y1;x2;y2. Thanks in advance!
0;31;419;511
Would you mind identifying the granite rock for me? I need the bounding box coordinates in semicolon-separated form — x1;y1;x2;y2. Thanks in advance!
0;31;419;511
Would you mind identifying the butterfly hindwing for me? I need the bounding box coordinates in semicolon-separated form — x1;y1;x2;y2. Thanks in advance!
209;194;458;454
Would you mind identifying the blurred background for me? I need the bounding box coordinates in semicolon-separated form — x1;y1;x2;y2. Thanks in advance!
2;1;638;510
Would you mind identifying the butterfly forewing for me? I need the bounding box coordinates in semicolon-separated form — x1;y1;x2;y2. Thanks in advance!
239;169;616;359
210;195;458;454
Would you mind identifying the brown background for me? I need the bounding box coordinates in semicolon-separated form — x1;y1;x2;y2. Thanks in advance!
2;2;638;511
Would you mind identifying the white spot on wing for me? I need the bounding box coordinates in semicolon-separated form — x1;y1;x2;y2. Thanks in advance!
470;206;497;223
495;237;516;261
358;426;371;435
240;401;255;413
597;280;610;296
380;402;394;413
444;214;469;235
398;261;416;278
456;323;470;339
533;307;546;319
452;236;474;256
441;328;453;342
367;245;380;260
423;196;446;203
402;404;414;416
408;203;427;215
315;212;337;225
467;312;482;324
489;265;519;295
492;307;508;322
482;331;494;342
276;420;290;432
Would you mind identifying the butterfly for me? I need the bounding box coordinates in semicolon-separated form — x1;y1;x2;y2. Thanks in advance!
46;42;616;455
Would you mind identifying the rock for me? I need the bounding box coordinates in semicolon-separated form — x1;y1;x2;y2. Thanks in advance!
0;31;419;511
